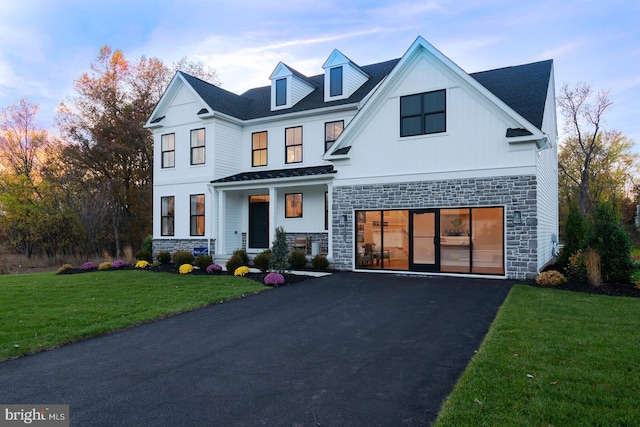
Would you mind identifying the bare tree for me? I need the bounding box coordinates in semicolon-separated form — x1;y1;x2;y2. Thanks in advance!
0;99;49;180
557;82;614;216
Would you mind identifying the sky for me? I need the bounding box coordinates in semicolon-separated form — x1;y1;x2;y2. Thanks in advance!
0;0;638;145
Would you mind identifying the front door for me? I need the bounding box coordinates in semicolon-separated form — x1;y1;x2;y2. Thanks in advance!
249;196;269;249
409;210;439;272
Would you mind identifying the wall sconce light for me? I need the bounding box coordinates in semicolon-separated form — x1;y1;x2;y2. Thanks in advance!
339;215;347;227
513;211;522;224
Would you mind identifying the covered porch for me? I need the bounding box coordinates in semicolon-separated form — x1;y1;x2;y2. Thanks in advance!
209;165;335;260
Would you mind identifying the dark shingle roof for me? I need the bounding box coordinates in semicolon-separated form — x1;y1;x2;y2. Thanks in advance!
470;60;552;130
182;58;551;131
212;165;335;183
181;59;400;121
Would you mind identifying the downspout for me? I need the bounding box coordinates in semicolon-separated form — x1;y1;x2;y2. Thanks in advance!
207;183;215;256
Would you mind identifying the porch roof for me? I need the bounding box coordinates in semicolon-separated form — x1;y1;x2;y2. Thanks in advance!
211;165;335;184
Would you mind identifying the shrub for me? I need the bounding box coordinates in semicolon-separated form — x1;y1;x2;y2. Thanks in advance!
57;264;73;274
311;255;329;271
253;250;271;272
232;249;249;265
206;264;222;274
558;205;587;267
173;250;194;267
179;264;194;275
264;272;285;286
234;266;250;277
288;250;307;269
535;270;567;287
81;261;97;271
566;250;586;281
589;202;634;284
270;226;289;273
122;245;135;263
142;234;153;255
584;247;602;287
194;255;213;270
98;262;112;271
157;251;171;265
136;250;152;263
226;254;245;273
112;259;127;269
135;260;149;269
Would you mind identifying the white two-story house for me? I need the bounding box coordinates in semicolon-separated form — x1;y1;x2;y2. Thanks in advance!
146;36;558;280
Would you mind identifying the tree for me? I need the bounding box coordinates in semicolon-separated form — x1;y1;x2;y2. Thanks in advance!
57;46;220;255
0;98;49;180
556;82;637;217
559;129;637;216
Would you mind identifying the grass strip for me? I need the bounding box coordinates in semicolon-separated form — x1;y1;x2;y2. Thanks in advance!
0;270;267;361
435;285;640;426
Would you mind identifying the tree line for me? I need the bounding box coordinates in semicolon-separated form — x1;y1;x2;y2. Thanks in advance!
0;47;219;258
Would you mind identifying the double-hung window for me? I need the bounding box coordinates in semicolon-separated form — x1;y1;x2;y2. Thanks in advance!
252;131;268;167
400;89;446;137
190;194;205;236
325;120;344;152
161;196;175;236
285;126;302;164
161;134;175;168
190;128;205;165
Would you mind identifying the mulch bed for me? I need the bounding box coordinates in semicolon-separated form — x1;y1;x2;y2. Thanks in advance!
57;263;317;287
527;269;640;299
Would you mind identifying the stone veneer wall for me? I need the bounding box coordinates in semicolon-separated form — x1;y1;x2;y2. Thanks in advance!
153;239;214;259
331;175;538;280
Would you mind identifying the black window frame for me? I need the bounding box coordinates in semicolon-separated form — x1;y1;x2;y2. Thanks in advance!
330;66;343;97
285;126;303;164
324;120;344;152
190;194;205;236
190;128;206;165
161;196;175;236
400;89;446;137
285;193;303;218
252;131;268;167
161;133;175;168
275;78;287;106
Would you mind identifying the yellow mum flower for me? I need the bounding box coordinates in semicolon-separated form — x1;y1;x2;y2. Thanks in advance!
179;264;194;275
135;260;149;269
234;266;250;277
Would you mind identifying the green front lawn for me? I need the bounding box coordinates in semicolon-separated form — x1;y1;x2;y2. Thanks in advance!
435;285;640;426
0;270;267;361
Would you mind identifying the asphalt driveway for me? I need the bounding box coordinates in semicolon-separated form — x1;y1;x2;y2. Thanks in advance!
0;272;513;426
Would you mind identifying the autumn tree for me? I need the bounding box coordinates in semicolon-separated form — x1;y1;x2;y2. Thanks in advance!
0;99;52;256
57;46;220;255
557;82;637;217
0;98;49;180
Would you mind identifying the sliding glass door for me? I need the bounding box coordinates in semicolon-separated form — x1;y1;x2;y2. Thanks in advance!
355;207;504;275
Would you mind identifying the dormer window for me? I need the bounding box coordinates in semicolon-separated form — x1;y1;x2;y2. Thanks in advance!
275;78;287;106
329;67;343;97
322;49;369;102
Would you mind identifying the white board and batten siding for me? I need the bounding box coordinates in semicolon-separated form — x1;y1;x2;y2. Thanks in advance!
536;68;559;270
336;55;539;184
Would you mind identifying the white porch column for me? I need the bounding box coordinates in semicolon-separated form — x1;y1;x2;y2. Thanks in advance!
268;186;277;247
207;184;217;255
217;189;226;255
327;181;334;261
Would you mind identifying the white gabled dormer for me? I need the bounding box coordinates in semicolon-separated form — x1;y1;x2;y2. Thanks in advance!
269;62;316;111
322;49;370;102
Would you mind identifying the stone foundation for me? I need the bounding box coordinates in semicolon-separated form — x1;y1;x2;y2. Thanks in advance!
153;238;214;259
332;175;538;280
